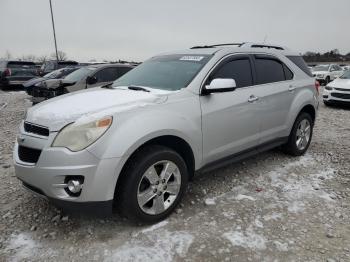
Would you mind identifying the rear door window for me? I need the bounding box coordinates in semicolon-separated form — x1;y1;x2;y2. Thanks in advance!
210;58;253;88
254;56;285;84
94;67;119;82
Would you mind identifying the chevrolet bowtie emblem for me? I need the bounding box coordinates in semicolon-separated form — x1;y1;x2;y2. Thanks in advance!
17;135;25;143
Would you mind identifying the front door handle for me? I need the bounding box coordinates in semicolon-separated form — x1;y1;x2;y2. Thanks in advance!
288;85;296;92
248;95;259;103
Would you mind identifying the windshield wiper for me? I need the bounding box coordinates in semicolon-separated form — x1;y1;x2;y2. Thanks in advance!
101;82;113;89
128;85;150;92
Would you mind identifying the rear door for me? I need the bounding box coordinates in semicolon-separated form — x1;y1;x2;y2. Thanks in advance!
200;54;261;165
251;54;295;144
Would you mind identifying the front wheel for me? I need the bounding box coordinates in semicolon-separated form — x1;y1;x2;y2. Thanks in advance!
116;145;188;224
283;113;313;156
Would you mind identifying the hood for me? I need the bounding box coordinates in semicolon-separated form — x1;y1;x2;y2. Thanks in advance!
23;77;47;88
328;78;350;89
38;79;76;89
26;87;170;131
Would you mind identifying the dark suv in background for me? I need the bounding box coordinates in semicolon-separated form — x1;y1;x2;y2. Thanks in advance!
0;61;39;89
38;60;79;76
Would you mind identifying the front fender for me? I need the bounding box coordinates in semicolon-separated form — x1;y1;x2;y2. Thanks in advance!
87;97;203;169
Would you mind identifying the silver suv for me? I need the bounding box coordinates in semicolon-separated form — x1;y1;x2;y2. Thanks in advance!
14;43;319;223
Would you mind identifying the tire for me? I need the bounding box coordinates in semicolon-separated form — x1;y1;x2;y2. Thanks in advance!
116;145;188;224
283;112;313;156
323;101;332;107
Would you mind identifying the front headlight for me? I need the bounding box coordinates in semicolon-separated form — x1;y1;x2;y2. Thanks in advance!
52;116;112;151
325;86;333;91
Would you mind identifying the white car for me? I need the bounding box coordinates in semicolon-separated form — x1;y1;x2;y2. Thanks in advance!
312;64;343;85
341;65;350;71
323;70;350;106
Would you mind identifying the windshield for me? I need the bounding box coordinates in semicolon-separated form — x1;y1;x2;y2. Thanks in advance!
64;67;95;82
340;70;350;79
112;54;212;91
8;61;36;69
44;69;64;79
313;65;329;72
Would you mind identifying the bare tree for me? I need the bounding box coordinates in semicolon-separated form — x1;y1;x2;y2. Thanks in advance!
19;54;37;62
50;50;67;61
37;55;48;63
5;50;12;60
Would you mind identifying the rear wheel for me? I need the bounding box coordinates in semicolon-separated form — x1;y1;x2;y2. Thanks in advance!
283;112;313;156
116;145;188;224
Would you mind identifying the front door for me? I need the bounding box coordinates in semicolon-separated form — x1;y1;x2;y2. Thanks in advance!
200;55;261;165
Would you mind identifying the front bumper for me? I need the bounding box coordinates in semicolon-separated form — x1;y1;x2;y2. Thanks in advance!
13;126;124;214
323;88;350;104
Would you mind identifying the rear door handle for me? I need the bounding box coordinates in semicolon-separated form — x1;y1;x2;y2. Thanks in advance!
248;95;259;103
288;85;296;92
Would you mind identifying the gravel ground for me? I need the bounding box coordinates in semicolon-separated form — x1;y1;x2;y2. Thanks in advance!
0;89;349;262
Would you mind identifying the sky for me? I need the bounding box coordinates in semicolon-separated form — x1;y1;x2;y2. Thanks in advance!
0;0;349;62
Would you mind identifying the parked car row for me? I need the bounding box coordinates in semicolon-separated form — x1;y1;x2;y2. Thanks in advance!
0;60;136;104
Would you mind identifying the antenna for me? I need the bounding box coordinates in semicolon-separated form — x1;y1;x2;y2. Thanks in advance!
263;35;268;44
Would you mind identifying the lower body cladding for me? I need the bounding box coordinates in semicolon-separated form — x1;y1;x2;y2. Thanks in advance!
323;89;350;105
13;136;124;216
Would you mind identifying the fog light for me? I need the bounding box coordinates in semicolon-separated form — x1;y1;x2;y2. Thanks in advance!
67;180;83;194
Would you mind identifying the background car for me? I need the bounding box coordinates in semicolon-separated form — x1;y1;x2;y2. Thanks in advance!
31;63;135;103
312;64;344;85
341;65;350;71
38;60;79;76
0;60;39;90
323;70;350;106
23;66;81;95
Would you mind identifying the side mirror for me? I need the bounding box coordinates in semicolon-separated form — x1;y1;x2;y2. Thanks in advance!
86;76;97;85
204;78;236;94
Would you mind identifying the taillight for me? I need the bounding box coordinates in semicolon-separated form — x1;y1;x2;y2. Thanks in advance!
4;68;11;76
315;80;320;95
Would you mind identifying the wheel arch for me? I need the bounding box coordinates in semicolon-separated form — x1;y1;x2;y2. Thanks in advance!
113;134;196;201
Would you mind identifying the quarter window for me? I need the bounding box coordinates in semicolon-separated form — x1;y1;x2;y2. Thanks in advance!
210;58;253;88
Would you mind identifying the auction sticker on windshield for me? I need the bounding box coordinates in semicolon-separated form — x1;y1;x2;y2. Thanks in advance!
180;56;204;62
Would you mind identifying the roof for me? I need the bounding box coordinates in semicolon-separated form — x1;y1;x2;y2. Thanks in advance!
158;42;300;57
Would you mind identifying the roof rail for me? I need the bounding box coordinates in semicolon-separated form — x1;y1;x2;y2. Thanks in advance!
190;43;245;49
240;43;285;50
190;42;287;51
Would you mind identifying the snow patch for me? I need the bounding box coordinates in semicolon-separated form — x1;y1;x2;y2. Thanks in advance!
140;220;168;234
263;212;282;221
223;226;267;251
6;233;39;262
204;198;216;205
107;230;193;262
235;194;256;201
273;240;289;252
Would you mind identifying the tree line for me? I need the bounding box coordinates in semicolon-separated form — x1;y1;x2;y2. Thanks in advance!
303;49;350;63
0;50;140;64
